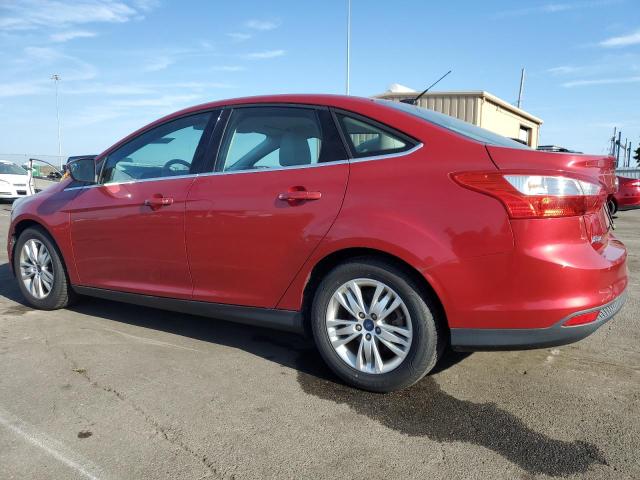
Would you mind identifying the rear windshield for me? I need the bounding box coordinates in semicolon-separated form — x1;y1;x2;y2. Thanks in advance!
377;99;530;149
0;162;27;175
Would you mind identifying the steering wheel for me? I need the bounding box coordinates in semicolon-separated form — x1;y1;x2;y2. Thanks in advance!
163;158;191;176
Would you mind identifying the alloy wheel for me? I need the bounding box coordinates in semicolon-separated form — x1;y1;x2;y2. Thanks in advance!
325;278;413;374
19;239;54;299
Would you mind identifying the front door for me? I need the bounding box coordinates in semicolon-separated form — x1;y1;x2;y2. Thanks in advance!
69;111;213;298
186;106;349;308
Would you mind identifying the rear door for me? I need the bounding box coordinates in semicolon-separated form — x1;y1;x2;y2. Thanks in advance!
69;111;214;298
185;105;349;308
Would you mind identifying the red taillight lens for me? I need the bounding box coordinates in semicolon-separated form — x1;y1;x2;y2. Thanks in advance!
563;310;600;327
453;172;606;219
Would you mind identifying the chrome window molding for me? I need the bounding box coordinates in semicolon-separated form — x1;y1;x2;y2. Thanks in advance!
63;142;423;190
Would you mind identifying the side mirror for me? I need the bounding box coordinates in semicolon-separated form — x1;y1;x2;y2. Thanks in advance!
67;158;97;184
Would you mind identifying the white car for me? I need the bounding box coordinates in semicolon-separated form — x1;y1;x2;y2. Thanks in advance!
0;161;32;200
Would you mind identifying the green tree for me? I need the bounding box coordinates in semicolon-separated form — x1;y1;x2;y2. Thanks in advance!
635;145;640;167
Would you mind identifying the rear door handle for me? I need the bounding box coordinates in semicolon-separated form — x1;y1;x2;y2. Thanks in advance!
278;190;322;204
144;196;174;208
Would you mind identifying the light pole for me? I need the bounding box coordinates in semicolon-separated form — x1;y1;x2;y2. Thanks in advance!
346;0;351;95
51;74;63;166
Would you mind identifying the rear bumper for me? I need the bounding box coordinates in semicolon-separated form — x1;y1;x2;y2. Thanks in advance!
451;291;627;350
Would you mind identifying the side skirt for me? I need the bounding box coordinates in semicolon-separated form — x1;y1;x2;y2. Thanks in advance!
72;286;304;334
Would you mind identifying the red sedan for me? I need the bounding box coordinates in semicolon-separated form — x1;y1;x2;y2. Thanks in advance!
7;95;628;392
611;176;640;213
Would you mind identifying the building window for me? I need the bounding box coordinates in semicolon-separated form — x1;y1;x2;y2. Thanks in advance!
519;125;532;146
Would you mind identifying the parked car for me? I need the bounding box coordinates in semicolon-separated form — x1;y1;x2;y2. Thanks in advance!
7;95;628;392
610;176;640;213
47;171;62;180
0;160;31;201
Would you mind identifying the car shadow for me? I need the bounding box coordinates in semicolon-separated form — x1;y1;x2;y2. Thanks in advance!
0;262;608;476
0;262;470;379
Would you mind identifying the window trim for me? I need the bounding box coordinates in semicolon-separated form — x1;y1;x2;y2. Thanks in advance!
331;108;419;159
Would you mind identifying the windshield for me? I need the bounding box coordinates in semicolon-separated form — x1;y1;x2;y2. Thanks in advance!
377;99;530;149
0;162;27;175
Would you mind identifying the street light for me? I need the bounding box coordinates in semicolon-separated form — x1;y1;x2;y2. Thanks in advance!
51;74;63;167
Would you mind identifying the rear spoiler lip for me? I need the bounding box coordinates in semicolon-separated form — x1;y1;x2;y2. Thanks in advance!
484;146;617;194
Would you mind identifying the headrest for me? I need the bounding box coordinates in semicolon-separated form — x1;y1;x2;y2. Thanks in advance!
279;132;311;166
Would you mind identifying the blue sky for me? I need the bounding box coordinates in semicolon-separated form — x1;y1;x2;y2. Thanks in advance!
1;0;639;158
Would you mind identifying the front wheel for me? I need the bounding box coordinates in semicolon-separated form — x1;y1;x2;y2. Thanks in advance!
13;227;76;310
310;258;444;392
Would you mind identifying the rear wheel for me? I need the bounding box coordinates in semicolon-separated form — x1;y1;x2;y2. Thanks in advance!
607;197;618;215
310;258;444;392
13;227;76;310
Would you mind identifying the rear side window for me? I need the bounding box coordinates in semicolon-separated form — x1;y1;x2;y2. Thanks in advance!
336;113;415;158
218;107;347;172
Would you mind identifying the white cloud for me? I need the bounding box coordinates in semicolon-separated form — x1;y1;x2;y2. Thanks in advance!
143;56;174;72
0;0;152;31
22;46;98;81
562;76;640;87
494;0;618;18
0;81;48;97
245;49;285;59
50;30;97;42
111;94;203;108
212;65;245;72
227;32;252;41
600;29;640;47
547;65;584;75
245;19;280;31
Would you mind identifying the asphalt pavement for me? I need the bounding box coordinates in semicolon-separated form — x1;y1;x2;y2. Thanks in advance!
0;201;638;479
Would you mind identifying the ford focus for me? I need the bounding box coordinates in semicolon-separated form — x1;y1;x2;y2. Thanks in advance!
8;95;628;392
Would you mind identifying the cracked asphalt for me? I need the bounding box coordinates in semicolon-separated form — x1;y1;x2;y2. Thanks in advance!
0;202;638;480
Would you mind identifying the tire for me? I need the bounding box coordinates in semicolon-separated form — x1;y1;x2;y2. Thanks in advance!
310;258;444;392
607;198;618;215
13;227;77;310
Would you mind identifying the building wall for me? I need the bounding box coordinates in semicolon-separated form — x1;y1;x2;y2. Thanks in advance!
479;98;540;148
375;91;542;148
414;94;478;124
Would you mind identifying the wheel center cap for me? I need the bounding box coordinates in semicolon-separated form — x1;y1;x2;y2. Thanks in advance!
363;319;374;331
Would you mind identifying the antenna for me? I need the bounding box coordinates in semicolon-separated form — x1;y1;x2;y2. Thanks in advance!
400;70;452;105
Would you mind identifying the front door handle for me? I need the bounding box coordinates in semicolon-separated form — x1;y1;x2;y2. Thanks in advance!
278;189;322;205
144;196;174;208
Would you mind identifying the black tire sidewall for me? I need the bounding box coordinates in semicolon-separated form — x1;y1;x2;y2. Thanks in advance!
13;227;71;310
311;259;440;392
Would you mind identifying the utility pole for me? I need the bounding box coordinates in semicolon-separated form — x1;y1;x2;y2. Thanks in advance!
51;74;63;167
616;131;622;168
517;68;525;108
346;0;351;95
610;127;617;156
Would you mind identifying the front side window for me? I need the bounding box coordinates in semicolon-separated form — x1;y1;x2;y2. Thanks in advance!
218;107;346;172
101;112;211;184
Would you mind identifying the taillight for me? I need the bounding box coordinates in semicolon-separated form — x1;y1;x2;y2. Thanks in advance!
453;172;605;219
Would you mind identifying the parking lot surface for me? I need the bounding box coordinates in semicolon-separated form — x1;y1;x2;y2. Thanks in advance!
0;202;638;480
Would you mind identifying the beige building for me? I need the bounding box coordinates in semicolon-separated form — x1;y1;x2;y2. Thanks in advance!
374;86;543;148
